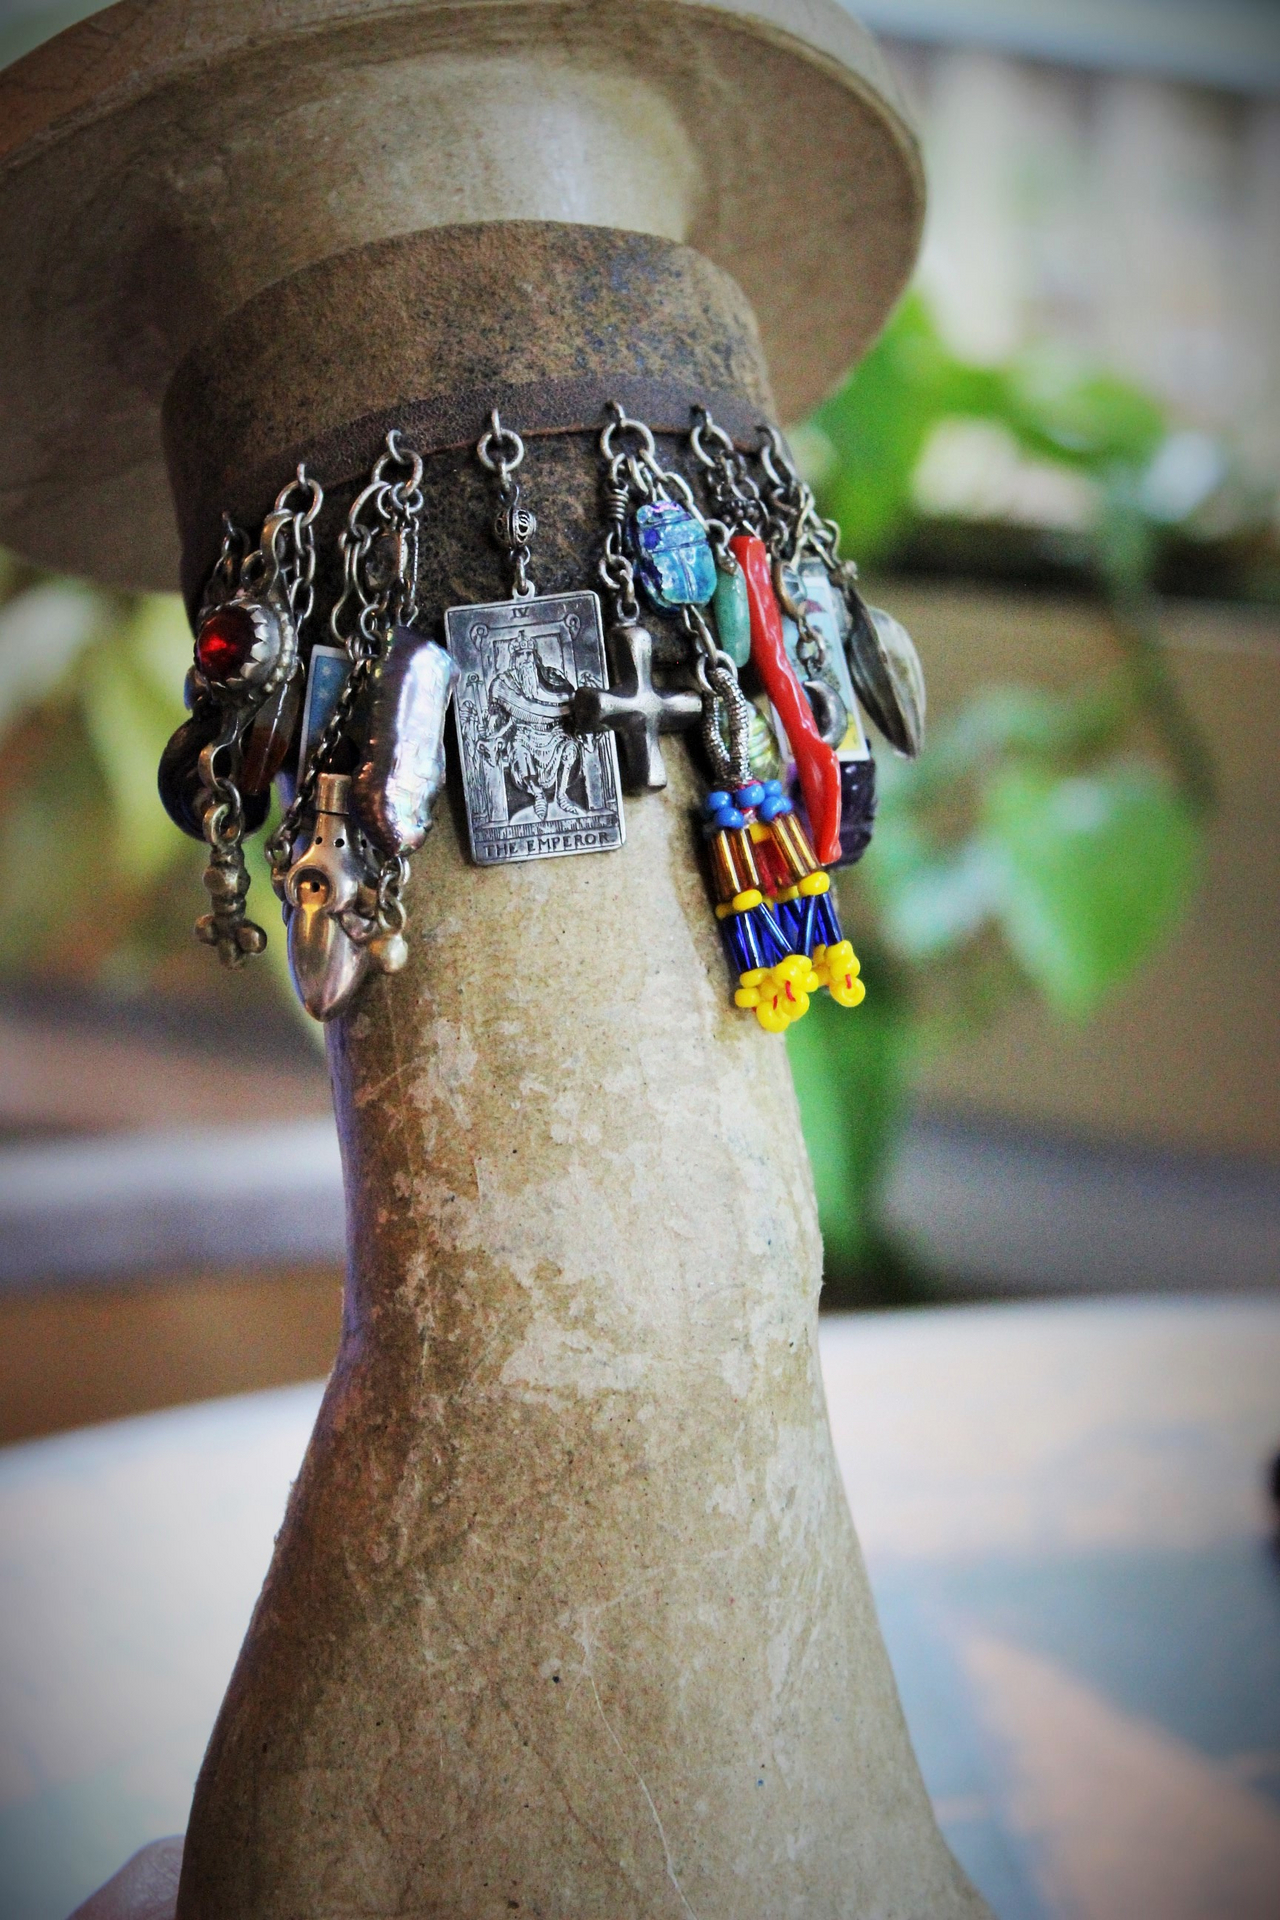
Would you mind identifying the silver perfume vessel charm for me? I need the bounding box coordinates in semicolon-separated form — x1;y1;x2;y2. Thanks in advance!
283;773;380;1021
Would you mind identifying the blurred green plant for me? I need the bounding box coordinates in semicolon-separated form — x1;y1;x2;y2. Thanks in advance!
786;295;1245;1305
0;552;293;1013
0;294;1260;1303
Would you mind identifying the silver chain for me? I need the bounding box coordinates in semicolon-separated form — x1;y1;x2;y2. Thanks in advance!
688;407;767;543
266;433;423;896
598;402;754;787
477;410;537;599
198;468;322;846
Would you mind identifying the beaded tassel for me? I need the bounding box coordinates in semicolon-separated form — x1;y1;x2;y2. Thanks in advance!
704;783;820;1033
752;777;866;1011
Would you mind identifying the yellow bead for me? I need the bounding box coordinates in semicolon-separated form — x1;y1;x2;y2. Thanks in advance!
735;986;761;1009
798;871;830;896
749;821;770;843
739;967;765;986
732;887;763;912
829;973;867;1008
714;901;731;920
756;995;791;1033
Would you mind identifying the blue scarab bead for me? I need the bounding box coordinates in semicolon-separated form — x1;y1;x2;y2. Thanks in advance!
629;501;717;610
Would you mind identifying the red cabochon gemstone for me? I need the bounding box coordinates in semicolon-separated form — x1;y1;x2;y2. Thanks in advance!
195;605;257;682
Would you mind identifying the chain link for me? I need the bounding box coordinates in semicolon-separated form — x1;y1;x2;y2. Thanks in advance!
688;407;766;546
477;411;537;599
267;434;424;898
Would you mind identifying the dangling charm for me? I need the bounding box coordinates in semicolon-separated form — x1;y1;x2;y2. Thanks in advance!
268;432;449;1020
757;425;926;762
693;661;818;1033
352;627;455;856
283;774;378;1020
159;471;323;966
572;407;704;790
689;408;868;1019
730;529;844;867
446;411;624;863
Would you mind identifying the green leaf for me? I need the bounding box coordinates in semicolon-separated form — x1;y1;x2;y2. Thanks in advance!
811;294;1002;563
874;836;1005;962
0;582;104;735
786;974;913;1275
1006;347;1167;472
77;606;190;885
980;763;1201;1016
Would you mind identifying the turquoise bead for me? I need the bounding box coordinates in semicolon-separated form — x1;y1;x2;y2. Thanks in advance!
712;557;752;667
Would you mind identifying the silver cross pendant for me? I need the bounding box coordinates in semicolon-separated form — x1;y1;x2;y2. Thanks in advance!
571;620;702;792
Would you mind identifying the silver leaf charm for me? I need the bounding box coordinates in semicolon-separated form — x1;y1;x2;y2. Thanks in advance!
843;592;926;758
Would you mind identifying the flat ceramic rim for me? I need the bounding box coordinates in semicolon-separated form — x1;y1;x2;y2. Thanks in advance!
0;0;923;587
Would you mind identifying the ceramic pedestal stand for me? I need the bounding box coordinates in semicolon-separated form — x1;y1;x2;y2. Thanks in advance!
1;6;991;1915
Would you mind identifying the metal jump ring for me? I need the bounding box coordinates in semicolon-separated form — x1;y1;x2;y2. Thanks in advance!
476;409;525;477
600;404;656;463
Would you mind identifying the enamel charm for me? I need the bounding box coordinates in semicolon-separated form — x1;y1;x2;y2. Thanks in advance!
773;556;878;867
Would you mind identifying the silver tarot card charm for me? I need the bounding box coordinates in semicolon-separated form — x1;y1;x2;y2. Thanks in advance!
445;590;624;865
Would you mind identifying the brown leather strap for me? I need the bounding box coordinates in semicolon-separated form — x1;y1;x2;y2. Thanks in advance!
179;374;774;612
251;375;771;496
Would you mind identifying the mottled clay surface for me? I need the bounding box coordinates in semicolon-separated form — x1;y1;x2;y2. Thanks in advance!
164;223;778;613
173;229;988;1916
0;0;921;586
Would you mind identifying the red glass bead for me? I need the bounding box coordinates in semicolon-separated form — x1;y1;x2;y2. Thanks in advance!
196;605;257;682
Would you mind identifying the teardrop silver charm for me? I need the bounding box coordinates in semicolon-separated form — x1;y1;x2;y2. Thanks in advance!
843;590;926;758
283;773;373;1021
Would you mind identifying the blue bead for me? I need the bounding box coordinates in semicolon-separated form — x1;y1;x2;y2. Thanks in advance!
758;794;791;822
712;806;746;831
629;501;717;610
705;789;731;815
763;779;783;797
816;891;841;947
721;917;748;974
733;781;766;809
723;907;763;974
757;900;792;966
773;895;802;945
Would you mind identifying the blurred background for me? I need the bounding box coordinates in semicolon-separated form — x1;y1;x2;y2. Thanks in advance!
0;4;1278;1919
1;0;1275;1431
